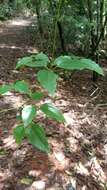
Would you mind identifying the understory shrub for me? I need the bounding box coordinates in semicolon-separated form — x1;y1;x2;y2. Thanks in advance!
0;52;104;153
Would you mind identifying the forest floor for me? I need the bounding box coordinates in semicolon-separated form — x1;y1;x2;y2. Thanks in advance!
0;17;107;190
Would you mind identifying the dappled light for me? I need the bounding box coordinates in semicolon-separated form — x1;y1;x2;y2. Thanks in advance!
2;93;24;109
3;135;17;149
0;73;107;189
7;19;32;27
0;0;107;189
0;43;38;53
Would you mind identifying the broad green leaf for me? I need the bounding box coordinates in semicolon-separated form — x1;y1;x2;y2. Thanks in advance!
31;53;50;67
37;70;58;95
14;80;30;95
54;56;104;76
40;103;65;123
16;53;49;69
26;123;49;153
0;84;13;94
22;105;36;127
16;56;32;69
13;125;25;144
31;92;44;101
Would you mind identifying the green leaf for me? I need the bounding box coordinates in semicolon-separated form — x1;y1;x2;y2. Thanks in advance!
37;70;58;95
22;105;36;127
16;113;22;121
20;178;33;185
55;56;104;76
40;103;65;123
13;125;25;144
14;80;30;95
0;149;7;155
16;53;49;69
0;84;13;94
31;53;50;67
16;56;32;69
31;92;44;101
26;123;49;153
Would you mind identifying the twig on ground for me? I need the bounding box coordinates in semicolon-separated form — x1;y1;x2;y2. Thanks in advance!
82;88;102;114
0;107;17;114
90;87;99;97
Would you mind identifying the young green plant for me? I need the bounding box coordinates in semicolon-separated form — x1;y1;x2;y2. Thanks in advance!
0;52;104;153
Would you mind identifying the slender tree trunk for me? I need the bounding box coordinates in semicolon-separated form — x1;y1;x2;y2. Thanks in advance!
87;0;95;54
35;0;43;35
100;0;104;32
87;0;97;81
57;21;66;53
49;0;66;53
31;0;43;35
87;0;107;81
93;0;100;81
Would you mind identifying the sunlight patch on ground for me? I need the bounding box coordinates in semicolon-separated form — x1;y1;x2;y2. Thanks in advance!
66;136;79;153
0;169;12;182
103;144;107;159
64;112;76;126
75;162;89;176
49;152;69;171
7;19;32;27
0;29;3;33
31;180;46;190
90;157;107;183
3;135;17;150
3;92;25;109
0;43;38;53
29;170;41;177
48;140;70;171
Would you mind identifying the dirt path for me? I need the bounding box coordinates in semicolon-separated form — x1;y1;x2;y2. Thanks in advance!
0;17;107;190
0;18;38;81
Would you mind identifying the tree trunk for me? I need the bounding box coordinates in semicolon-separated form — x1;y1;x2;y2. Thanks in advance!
49;0;66;53
35;0;43;35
